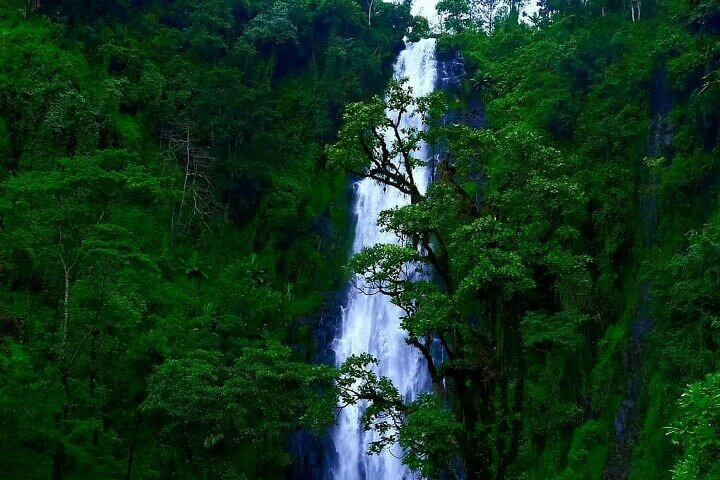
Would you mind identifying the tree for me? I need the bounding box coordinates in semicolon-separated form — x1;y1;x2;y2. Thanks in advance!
437;0;508;32
164;127;218;236
142;343;335;479
328;79;589;479
667;372;720;480
437;0;477;32
0;150;163;479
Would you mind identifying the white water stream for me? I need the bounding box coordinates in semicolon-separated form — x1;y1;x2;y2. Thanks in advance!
329;7;439;477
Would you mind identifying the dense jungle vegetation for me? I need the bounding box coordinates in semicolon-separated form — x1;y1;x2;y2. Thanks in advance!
0;0;411;477
0;0;719;479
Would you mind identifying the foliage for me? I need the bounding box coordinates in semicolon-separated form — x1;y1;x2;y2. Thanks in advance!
329;73;590;479
0;0;412;478
330;0;720;478
666;373;720;480
1;0;719;477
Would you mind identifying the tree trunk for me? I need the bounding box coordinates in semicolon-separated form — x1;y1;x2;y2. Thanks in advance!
53;254;73;480
89;270;108;448
51;441;64;480
453;371;491;480
125;412;140;480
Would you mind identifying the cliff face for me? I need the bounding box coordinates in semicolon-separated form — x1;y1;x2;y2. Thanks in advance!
288;289;346;480
604;67;672;480
435;47;485;130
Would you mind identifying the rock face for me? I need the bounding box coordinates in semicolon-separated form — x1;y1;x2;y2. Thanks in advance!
433;47;486;216
288;428;336;480
603;68;672;480
435;47;485;129
287;288;345;480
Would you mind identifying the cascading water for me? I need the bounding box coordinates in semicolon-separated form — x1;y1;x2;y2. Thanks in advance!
328;9;439;479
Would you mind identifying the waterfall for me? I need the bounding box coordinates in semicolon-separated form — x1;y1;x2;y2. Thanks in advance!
328;27;439;480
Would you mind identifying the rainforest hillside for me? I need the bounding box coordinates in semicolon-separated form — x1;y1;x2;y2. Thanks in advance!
0;0;411;477
430;0;720;478
0;0;719;479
